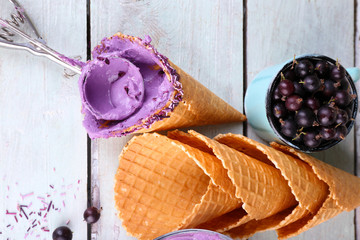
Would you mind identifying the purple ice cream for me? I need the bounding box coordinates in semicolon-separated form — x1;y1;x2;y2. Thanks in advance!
79;33;182;138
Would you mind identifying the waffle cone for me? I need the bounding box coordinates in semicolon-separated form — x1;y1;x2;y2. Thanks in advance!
167;130;236;196
114;133;210;239
271;142;360;239
168;132;242;227
136;63;246;133
115;133;241;239
215;133;329;231
180;183;242;228
225;206;296;239
197;208;252;232
189;131;297;220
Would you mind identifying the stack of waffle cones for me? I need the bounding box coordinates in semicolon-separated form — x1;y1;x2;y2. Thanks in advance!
114;130;360;239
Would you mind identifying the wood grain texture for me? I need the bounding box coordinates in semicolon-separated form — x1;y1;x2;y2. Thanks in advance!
90;0;243;239
0;0;87;239
246;0;356;239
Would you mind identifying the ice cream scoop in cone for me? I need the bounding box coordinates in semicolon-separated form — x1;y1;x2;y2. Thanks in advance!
80;33;246;138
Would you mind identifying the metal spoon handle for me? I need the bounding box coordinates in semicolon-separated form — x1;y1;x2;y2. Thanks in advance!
0;18;83;74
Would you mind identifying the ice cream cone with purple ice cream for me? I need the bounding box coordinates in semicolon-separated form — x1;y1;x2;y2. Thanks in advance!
79;33;246;138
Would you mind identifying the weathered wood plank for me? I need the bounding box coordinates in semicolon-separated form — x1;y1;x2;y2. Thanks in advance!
0;0;87;239
90;0;243;239
246;0;356;239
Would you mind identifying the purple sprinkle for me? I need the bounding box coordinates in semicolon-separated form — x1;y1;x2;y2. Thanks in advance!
20;207;28;220
143;35;152;45
47;201;52;212
20;192;34;201
6;210;16;215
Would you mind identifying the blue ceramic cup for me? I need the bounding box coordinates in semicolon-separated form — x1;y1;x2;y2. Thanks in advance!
245;54;359;152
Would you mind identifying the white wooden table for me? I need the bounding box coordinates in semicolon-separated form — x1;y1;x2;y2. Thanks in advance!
0;0;359;239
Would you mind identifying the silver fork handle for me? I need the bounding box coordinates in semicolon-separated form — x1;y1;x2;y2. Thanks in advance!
0;18;83;75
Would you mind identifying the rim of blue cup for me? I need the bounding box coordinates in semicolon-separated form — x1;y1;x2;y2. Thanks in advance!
265;54;358;152
154;229;232;240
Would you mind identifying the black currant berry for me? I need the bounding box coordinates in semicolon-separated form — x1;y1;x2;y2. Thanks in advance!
295;108;315;128
84;207;101;224
305;97;320;110
334;126;348;141
334;90;351;107
330;64;345;81
52;226;73;240
320;127;336;141
317;105;336;126
315;60;329;77
280;118;297;138
285;95;303;111
303;130;322;148
295;60;314;78
278;79;295;96
339;78;350;91
273;102;287;118
322;79;338;98
293;81;306;96
302;75;321;93
335;109;349;126
273;87;282;101
283;69;296;81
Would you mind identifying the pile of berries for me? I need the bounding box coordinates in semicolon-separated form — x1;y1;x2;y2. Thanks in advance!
269;56;357;150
